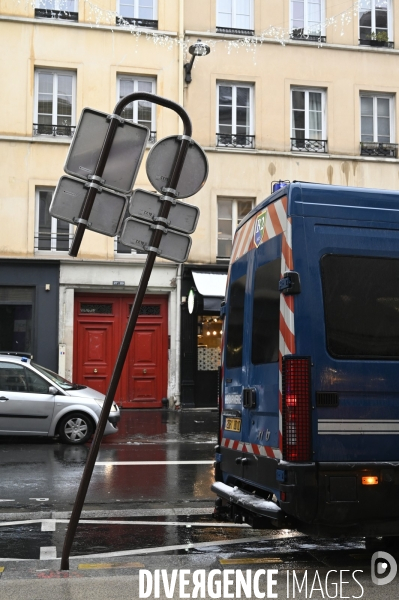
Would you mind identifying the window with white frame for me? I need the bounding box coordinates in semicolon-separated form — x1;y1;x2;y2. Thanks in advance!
216;0;254;33
290;0;325;40
118;76;156;142
35;0;77;21
217;83;254;148
34;69;76;137
359;0;392;45
291;88;327;152
217;197;254;259
35;189;73;253
117;0;157;25
360;94;396;156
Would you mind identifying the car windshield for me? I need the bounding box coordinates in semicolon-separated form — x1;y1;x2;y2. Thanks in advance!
31;362;85;390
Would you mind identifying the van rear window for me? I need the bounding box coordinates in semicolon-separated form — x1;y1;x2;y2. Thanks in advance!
226;274;246;368
251;258;281;364
321;254;399;359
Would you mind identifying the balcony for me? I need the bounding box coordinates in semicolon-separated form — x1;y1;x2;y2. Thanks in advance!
216;27;254;36
290;30;326;43
34;8;78;20
359;38;394;48
216;133;255;149
360;142;398;158
116;17;158;28
291;138;327;153
33;124;76;137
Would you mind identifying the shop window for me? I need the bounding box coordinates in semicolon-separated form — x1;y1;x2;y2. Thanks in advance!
197;316;223;371
0;287;34;354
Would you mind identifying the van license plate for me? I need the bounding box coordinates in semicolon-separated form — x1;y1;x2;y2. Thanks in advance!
225;418;241;432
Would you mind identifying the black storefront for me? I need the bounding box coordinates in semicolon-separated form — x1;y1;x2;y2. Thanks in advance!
0;259;60;371
180;264;228;408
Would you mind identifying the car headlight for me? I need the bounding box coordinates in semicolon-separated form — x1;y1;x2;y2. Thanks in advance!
95;400;118;412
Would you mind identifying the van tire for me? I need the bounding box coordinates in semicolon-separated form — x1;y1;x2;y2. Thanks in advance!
58;412;94;445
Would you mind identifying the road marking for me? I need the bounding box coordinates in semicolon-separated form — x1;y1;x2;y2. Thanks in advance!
29;498;49;501
40;547;57;560
78;561;144;570
95;461;214;466
220;557;284;565
0;519;248;529
73;536;287;559
0;500;15;502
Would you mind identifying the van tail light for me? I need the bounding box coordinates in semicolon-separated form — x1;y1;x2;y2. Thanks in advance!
282;356;311;461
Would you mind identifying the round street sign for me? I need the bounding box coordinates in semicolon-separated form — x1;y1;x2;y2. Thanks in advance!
146;135;208;199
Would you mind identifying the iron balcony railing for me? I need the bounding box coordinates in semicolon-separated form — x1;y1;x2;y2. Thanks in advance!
359;38;394;48
34;8;78;21
116;17;158;28
360;142;398;158
33;124;76;137
35;234;72;252
216;133;255;149
291;138;328;153
216;27;254;36
290;30;326;43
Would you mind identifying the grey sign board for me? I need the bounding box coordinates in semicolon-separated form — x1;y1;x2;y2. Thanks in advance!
64;108;149;194
129;189;200;234
49;176;128;237
120;217;192;263
146;135;208;199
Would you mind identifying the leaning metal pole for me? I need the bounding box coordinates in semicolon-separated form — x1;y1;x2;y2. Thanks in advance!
60;94;192;570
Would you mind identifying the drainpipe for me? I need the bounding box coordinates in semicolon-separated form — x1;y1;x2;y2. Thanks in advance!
174;264;182;409
178;0;184;133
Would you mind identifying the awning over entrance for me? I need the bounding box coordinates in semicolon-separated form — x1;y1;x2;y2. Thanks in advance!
192;272;227;301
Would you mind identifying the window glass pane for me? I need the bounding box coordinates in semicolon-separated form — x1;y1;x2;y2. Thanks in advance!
218;239;232;257
321;255;399;359
375;10;388;29
218;0;232;27
237;200;253;221
292;110;305;132
38;190;52;251
226;274;246;368
251;258;281;364
25;368;50;394
139;0;153;19
377;98;390;117
56;219;70;252
0;363;28;392
219;85;232;104
120;0;134;17
361;116;374;140
236;0;251;28
292;0;304;23
218;199;233;219
0;305;33;354
292;90;305;110
361;96;373;115
219;105;232;126
236;107;250;128
236;87;249;107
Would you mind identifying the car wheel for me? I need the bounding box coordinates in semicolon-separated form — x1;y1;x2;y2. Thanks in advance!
58;412;94;445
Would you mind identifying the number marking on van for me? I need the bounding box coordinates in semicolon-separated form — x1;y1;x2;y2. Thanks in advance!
225;418;241;432
254;211;267;247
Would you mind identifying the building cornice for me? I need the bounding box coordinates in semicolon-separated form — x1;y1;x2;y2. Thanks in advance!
0;14;177;36
185;30;399;54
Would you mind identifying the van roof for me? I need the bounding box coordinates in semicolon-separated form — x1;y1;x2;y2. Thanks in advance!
238;182;399;231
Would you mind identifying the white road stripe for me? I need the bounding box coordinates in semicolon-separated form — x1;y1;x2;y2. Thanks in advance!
41;520;56;531
73;535;300;560
0;500;15;502
0;519;247;529
40;546;57;560
95;461;214;466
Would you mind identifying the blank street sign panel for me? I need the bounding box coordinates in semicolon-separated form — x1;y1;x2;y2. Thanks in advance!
50;176;128;237
64;108;149;194
120;217;192;263
129;189;200;234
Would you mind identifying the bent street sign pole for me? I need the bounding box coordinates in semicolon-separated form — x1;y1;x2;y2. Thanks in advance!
60;94;194;570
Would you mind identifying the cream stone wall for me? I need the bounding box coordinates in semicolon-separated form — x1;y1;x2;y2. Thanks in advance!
1;0;399;265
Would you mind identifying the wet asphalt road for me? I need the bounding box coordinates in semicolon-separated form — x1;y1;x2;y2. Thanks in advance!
0;408;398;594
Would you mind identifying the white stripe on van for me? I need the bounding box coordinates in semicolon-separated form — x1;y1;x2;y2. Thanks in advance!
318;420;399;434
265;213;276;239
275;200;288;237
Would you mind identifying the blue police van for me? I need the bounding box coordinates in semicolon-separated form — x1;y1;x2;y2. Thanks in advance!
212;182;399;539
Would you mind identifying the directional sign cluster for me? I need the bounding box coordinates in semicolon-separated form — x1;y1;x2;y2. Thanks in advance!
49;103;208;263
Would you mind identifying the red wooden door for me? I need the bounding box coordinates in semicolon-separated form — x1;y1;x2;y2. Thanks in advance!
74;294;168;408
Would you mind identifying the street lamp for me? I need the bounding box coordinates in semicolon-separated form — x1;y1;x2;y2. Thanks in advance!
184;39;211;84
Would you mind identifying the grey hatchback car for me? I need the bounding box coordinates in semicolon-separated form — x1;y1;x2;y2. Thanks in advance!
0;353;120;444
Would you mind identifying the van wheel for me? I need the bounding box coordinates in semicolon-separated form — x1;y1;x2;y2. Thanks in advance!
58;413;93;445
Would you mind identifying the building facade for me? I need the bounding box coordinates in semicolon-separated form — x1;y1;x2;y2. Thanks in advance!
1;0;399;407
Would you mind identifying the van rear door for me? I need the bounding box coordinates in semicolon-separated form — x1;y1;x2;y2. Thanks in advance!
297;218;399;462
